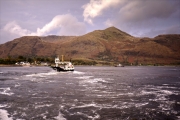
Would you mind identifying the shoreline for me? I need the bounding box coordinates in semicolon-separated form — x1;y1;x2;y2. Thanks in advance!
0;64;179;67
0;64;49;67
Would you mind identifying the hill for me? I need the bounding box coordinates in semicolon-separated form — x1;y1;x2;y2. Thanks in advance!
0;27;180;65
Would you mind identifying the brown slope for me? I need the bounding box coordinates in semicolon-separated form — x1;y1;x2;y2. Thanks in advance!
41;35;76;43
54;26;137;60
54;35;106;59
121;35;180;64
153;34;180;53
0;36;57;57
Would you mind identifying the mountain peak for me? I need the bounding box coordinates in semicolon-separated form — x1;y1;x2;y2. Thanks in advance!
82;26;134;41
104;26;132;37
105;26;118;30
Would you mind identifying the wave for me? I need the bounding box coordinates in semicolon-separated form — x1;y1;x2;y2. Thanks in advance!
75;76;93;80
54;112;67;120
0;109;13;120
0;104;8;108
14;83;21;87
76;76;110;84
70;103;98;109
35;104;53;109
0;87;14;96
25;71;58;77
73;71;85;75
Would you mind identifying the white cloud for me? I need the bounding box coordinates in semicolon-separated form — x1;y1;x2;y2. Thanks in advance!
3;21;31;36
2;14;86;39
82;0;124;24
35;14;86;36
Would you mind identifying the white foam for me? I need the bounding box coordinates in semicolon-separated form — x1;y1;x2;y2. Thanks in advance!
73;71;85;75
135;102;148;107
85;78;101;84
92;114;100;120
54;112;66;120
158;104;171;111
0;87;14;96
74;112;100;120
116;92;134;96
24;71;59;83
0;109;13;120
26;73;44;77
127;92;134;96
15;83;21;87
35;104;53;109
93;78;108;83
160;90;173;95
157;86;178;90
79;77;108;85
140;90;154;95
76;76;93;80
162;84;169;86
25;71;58;77
117;93;126;96
0;104;7;108
70;103;98;109
118;102;135;109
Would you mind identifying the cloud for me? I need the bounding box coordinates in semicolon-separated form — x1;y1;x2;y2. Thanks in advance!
36;14;86;36
3;21;32;36
82;0;124;24
104;0;180;25
2;14;86;38
118;0;179;23
104;0;180;37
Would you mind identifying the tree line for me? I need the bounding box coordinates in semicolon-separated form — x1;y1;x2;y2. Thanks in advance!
0;56;54;65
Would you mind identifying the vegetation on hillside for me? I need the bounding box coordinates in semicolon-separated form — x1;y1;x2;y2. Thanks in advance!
0;56;53;65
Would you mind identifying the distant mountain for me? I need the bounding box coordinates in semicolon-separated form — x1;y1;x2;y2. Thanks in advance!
0;27;180;65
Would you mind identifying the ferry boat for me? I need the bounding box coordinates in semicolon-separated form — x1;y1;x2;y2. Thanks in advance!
51;55;74;72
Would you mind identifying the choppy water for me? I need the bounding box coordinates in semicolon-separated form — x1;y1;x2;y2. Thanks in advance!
0;66;180;120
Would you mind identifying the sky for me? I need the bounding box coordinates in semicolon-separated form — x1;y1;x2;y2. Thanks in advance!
0;0;180;44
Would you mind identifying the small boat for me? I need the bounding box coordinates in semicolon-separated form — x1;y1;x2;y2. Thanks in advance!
115;63;124;67
15;61;31;67
51;55;74;72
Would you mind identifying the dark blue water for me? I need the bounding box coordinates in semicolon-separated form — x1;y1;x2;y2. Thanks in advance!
0;66;180;120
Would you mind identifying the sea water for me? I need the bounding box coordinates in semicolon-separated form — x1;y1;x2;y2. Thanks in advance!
0;66;180;120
